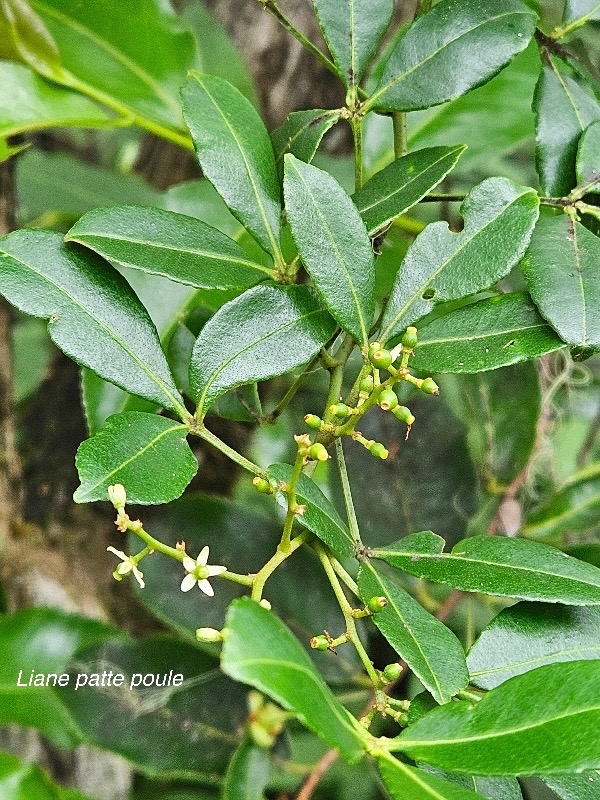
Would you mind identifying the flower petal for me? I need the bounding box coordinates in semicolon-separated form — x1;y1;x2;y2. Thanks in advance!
197;545;210;566
116;561;133;576
198;579;215;597
107;546;127;560
206;565;227;577
132;566;145;589
182;556;196;572
181;573;197;592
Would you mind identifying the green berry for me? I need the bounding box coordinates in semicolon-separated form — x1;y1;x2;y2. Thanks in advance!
401;326;418;350
370;348;392;370
329;403;350;418
304;414;322;430
310;634;330;651
252;476;272;494
369;441;389;460
368;341;381;359
420;377;440;395
379;388;398;411
308;443;329;462
367;595;388;613
383;662;403;682
359;375;374;394
393;405;416;426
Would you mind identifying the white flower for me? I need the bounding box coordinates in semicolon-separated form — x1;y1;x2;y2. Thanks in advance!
181;546;226;596
107;546;145;588
107;484;127;512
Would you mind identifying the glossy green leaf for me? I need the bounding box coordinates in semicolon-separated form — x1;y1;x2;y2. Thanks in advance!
0;230;186;416
563;0;600;24
181;73;281;257
522;215;600;349
190;284;336;415
66;206;271;291
271;109;341;171
312;0;394;88
74;411;197;504
444;362;541;488
12;317;52;403
60;636;247;781
354;145;466;236
577;121;600;194
0;137;29;163
373;531;600;604
0;0;61;78
0;607;115;748
267;462;357;558
379;179;539;342
0;753;93;800
544;772;600;800
221;597;367;762
394;660;600;774
467;602;600;690
534;60;600;196
30;0;195;133
524;463;600;541
284;154;374;344
223;740;270;800
410;293;565;373
358;562;468;704
367;0;536;112
377;754;487;800
17;149;159;223
0;61;112;139
422;768;523;800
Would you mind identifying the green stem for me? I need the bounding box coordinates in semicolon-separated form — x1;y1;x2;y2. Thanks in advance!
251;530;312;601
266;354;320;423
392;112;407;159
576;201;600;221
314;542;382;690
550;7;600;40
351;115;364;190
193;424;266;477
220;571;255;588
128;524;185;563
335;439;361;545
320;335;356;427
280;448;305;552
330;557;359;597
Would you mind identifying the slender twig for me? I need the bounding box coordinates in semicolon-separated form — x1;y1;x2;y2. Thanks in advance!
392;112;407;159
335;439;361;546
192;424;266;477
296;749;340;800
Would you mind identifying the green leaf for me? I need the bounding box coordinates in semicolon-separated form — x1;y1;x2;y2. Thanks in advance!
223;740;270;800
0;753;93;800
30;0;196;134
0;230;186;417
577;121;600;194
271;109;341;172
16;149;160;223
74;411;197;504
410;293;565;374
190;284;336;415
0;61;112;139
221;597;367;762
379;179;539;342
284;154;374;345
467;602;600;690
60;636;247;781
12;316;53;403
544;772;600;800
267;462;357;558
358;562;468;704
444;363;541;488
372;531;600;604
524;463;600;542
0;607;115;748
312;0;394;88
522;215;600;349
394;660;600;775
0;137;29;163
533;60;600;196
422;768;523;800
66;206;272;291
354;145;466;236
367;0;536;112
0;0;61;79
563;0;600;24
377;754;488;800
181;73;282;258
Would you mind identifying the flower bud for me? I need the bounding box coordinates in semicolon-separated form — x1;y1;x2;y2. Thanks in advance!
359;375;374;394
370;348;393;370
329;403;350;418
393;405;415;426
368;441;389;460
379;388;398;411
420;377;440;395
383;662;403;682
367;595;388;613
108;483;127;511
252;476;272;494
308;443;329;462
368;342;381;359
310;634;331;651
401;326;418;350
196;627;223;643
304;413;322;430
259;599;272;610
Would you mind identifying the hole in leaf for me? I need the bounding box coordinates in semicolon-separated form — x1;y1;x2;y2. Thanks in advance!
422;288;435;300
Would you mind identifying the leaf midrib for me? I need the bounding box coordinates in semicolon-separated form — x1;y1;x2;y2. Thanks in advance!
470;644;600;679
416;321;550;348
